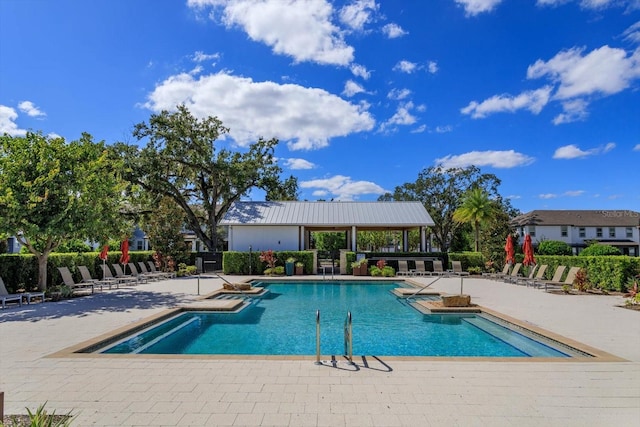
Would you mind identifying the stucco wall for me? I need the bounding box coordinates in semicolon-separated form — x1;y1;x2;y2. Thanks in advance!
227;225;300;252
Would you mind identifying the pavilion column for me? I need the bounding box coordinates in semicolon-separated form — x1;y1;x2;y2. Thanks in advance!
420;227;426;252
299;226;305;250
403;230;409;251
351;226;357;251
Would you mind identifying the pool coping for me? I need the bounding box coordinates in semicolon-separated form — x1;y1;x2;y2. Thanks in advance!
47;281;627;363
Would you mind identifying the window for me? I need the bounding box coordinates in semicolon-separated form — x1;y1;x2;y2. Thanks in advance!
561;225;568;237
579;227;586;238
626;227;633;238
609;227;615;238
528;226;536;237
596;228;603;238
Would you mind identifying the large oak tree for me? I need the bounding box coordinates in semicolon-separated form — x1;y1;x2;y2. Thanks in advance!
0;132;129;289
113;105;292;252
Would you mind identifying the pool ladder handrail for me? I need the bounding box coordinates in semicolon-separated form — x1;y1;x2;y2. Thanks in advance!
405;275;442;302
344;311;353;365
315;310;322;365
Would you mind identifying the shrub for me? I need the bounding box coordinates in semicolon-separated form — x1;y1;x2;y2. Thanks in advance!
573;268;591;292
537;240;572;256
579;244;622;256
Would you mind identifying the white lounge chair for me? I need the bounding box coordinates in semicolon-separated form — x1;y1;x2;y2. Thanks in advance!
397;260;412;276
412;261;429;276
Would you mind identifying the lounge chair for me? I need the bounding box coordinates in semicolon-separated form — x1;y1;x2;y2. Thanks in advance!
147;261;176;279
396;260;412;276
78;265;118;290
451;260;470;276
0;276;45;304
537;265;566;290
503;263;523;283
112;264;140;285
0;276;24;308
101;264;135;286
514;264;538;286
430;260;446;276
412;261;429;276
137;262;168;280
484;263;511;280
544;266;579;292
127;263;151;283
57;266;94;295
523;264;548;288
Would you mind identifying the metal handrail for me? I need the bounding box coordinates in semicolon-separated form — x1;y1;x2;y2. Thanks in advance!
344;311;353;364
405;275;443;301
315;310;322;365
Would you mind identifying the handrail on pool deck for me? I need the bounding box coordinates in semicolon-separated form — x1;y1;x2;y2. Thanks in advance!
315;310;322;365
406;275;443;301
344;311;353;365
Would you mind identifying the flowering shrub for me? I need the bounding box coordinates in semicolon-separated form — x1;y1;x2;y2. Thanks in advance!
259;250;277;273
376;259;386;270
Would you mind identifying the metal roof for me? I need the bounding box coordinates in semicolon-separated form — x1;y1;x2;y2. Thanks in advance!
512;210;640;227
220;201;434;227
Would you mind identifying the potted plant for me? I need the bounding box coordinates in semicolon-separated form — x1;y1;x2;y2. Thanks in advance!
285;257;296;276
351;259;368;276
295;261;304;275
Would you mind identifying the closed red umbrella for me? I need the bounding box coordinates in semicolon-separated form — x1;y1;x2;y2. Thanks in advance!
505;235;515;265
119;240;130;265
522;234;536;266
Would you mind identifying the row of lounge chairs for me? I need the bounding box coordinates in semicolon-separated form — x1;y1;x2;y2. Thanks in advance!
56;262;176;295
397;260;469;277
489;263;580;290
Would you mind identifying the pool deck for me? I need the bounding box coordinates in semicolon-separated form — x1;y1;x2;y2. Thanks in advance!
1;275;639;426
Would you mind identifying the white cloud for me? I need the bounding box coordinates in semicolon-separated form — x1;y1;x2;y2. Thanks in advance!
552;98;589;124
411;124;427;133
537;0;640;10
623;21;640;44
527;45;640;101
143;71;375;150
189;0;354;66
434;125;453;133
633;144;640;151
18;101;46;117
461;86;552;118
380;101;417;131
284;158;315;170
553;142;615;159
564;190;585;197
343;80;366;97
393;60;417;73
0;105;27;136
339;0;378;31
455;0;504;16
538;193;558;199
435;150;534;169
427;61;439;74
350;64;371;80
193;51;220;63
300;174;387;201
387;88;411;100
382;23;407;38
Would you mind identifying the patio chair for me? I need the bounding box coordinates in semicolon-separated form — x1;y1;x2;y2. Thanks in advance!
451;260;470;276
537;265;566;290
514;264;538;286
523;264;548;288
102;264;136;286
504;263;523;283
1;276;44;305
396;260;412;276
79;265;118;290
112;263;141;284
147;261;176;279
412;261;429;276
127;263;151;283
483;263;511;280
430;260;446;276
137;262;169;280
0;276;23;309
544;266;579;292
57;266;94;295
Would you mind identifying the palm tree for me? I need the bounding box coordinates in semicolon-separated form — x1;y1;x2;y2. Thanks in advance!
452;188;497;252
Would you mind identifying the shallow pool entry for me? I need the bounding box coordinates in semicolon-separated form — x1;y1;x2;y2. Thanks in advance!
99;281;589;358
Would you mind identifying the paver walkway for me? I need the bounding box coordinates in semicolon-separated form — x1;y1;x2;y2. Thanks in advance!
1;275;639;426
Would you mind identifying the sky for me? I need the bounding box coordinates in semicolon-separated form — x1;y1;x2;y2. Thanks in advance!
1;0;639;213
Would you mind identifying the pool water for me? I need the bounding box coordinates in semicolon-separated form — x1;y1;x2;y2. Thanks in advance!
102;281;575;357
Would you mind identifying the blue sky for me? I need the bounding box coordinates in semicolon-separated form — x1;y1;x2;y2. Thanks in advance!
1;0;639;213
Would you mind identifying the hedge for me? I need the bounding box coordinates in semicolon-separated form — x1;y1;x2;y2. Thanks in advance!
222;251;315;275
0;251;154;292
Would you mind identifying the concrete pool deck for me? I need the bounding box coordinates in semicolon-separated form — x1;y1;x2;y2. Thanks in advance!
1;275;639;426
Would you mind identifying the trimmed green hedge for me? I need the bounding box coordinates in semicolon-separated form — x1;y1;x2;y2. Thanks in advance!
448;252;484;271
222;251;315;275
0;251;154;292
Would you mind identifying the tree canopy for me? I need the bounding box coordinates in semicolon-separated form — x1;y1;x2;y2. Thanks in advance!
453;188;499;252
0;132;129;289
113;105;294;252
379;166;504;252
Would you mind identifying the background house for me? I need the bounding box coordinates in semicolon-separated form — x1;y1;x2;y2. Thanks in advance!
511;210;640;256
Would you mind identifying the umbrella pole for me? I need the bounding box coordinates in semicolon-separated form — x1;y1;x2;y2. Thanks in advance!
102;259;106;280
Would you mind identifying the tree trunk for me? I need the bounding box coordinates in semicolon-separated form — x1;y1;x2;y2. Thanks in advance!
37;254;49;291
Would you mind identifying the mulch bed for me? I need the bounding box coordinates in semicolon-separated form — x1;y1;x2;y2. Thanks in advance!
3;414;72;426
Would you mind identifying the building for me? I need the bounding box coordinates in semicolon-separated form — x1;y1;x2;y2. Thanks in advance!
511;210;640;256
220;201;435;253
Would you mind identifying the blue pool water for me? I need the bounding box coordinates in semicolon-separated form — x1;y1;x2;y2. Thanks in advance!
102;281;576;357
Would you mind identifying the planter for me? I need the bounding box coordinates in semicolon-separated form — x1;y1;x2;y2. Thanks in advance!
441;294;471;307
295;266;304;275
352;264;368;276
285;262;294;276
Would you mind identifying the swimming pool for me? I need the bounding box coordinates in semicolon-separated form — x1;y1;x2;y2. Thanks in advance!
99;281;589;358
